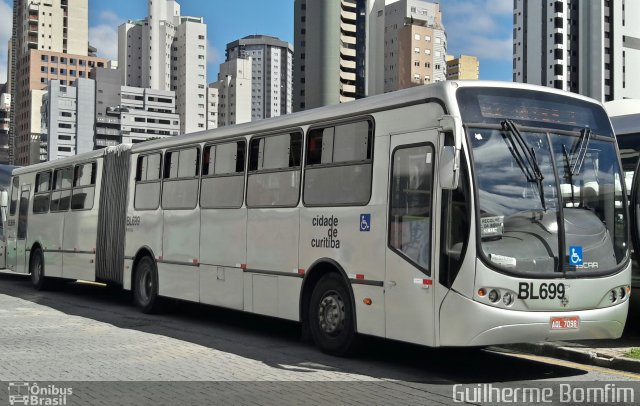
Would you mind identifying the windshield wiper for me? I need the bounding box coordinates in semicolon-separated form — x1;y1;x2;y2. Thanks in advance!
562;144;577;205
501;119;547;211
568;127;593;176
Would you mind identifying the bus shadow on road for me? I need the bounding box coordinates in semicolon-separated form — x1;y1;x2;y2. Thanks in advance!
0;273;589;384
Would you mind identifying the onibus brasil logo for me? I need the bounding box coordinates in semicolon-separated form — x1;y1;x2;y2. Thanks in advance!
8;383;73;406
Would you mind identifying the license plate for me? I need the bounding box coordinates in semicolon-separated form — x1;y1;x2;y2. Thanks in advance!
550;316;580;330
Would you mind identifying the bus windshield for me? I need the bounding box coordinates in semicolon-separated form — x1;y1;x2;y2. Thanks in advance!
458;88;627;276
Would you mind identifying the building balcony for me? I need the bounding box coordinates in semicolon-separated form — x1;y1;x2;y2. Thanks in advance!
340;70;356;81
340;22;356;34
341;11;357;23
341;33;356;46
340;47;356;58
340;59;356;70
340;0;357;12
96;127;121;137
95;138;120;147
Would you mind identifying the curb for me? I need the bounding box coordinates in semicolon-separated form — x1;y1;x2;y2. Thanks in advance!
504;343;640;374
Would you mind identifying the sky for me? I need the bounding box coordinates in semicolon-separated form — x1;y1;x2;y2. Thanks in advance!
0;0;513;86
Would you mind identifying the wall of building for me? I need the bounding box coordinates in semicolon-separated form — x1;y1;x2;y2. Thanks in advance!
446;55;479;80
383;0;446;93
225;35;294;121
119;1;207;135
213;58;252;127
173;18;208;134
514;0;640;102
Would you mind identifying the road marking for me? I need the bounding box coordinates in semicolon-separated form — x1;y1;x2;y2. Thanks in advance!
506;351;640;380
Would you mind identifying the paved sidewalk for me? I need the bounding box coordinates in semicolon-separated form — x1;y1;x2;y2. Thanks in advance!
506;302;640;373
0;293;382;382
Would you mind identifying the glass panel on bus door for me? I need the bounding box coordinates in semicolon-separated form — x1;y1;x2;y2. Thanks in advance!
631;161;640;289
384;130;438;346
6;177;20;272
15;188;31;274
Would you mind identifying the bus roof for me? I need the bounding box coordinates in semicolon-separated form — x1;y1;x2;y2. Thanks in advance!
129;80;605;155
11;80;607;176
12;144;132;176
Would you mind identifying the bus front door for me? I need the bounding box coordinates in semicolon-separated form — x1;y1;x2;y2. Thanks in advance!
628;161;640;300
15;187;31;274
385;129;439;346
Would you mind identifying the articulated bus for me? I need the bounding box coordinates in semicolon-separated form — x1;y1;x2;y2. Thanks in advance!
0;81;631;355
606;99;640;300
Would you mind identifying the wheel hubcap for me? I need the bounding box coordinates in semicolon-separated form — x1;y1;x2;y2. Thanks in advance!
318;291;345;336
33;258;42;283
137;267;152;304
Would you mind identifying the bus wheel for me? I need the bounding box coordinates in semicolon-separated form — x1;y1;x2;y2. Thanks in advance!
133;256;163;314
30;247;48;291
309;273;357;356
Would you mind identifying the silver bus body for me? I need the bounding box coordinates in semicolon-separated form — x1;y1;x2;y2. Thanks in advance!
2;81;630;350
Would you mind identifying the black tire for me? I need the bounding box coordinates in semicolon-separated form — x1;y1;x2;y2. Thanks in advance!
30;247;48;291
133;256;163;314
309;273;357;356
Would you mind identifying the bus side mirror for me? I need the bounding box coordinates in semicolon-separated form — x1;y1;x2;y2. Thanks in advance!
439;115;463;190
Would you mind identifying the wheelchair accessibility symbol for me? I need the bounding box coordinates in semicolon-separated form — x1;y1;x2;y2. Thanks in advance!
360;214;371;232
569;246;583;266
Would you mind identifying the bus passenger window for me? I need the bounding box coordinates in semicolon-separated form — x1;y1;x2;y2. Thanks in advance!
33;172;52;214
71;162;97;210
247;132;302;208
304;119;373;206
135;153;162;210
201;141;246;209
162;147;200;210
389;144;434;273
50;167;73;212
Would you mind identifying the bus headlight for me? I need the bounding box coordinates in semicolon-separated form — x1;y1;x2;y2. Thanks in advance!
502;291;515;307
609;290;617;303
488;289;500;303
619;287;626;300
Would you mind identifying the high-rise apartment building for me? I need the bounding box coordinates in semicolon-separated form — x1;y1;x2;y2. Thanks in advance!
383;0;446;92
293;0;370;111
206;84;219;130
226;35;293;121
9;0;95;165
211;58;253;127
94;67;181;147
41;78;95;161
0;92;10;164
446;54;479;80
118;0;208;134
514;0;640;101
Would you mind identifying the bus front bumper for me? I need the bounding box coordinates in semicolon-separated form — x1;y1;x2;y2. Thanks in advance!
439;290;628;347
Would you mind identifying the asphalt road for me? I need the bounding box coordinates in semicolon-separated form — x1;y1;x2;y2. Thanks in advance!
0;272;639;405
